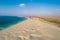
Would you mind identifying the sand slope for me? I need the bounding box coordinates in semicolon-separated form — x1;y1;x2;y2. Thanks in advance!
0;17;60;40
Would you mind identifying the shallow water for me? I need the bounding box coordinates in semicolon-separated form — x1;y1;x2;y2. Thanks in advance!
0;16;27;30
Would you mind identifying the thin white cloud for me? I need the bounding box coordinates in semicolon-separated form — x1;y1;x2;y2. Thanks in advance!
30;0;32;2
56;9;60;11
19;3;25;7
56;9;60;13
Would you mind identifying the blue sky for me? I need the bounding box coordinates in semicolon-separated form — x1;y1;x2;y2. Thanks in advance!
0;0;60;16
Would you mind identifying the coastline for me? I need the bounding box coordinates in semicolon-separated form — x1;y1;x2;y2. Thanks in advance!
0;16;27;30
0;17;60;40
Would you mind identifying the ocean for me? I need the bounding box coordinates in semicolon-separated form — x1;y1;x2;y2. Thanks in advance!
0;16;27;30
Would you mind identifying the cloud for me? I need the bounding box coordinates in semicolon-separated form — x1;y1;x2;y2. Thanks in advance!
30;0;32;2
56;9;60;11
56;9;60;13
19;3;25;7
56;9;60;12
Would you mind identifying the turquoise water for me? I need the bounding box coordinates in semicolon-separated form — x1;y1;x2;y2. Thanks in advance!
0;16;27;30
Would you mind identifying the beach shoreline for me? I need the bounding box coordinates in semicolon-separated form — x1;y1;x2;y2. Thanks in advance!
0;17;60;40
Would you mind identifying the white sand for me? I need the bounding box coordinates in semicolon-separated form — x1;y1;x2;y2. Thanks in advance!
0;17;60;40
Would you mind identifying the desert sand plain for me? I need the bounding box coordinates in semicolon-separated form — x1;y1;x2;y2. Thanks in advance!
0;17;60;40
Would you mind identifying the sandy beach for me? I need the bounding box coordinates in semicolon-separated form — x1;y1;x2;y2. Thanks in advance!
0;17;60;40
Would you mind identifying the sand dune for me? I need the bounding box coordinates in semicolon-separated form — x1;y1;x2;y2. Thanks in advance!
0;17;60;40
